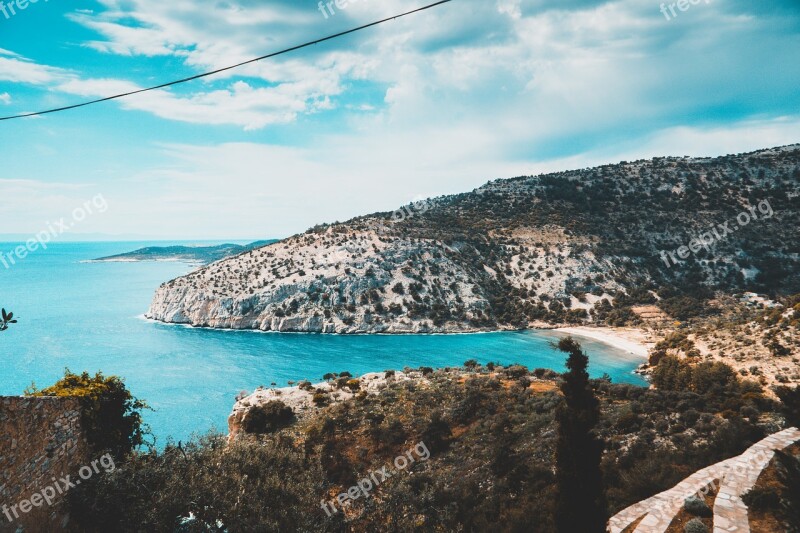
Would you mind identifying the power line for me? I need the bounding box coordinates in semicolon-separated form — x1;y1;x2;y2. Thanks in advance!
0;0;452;122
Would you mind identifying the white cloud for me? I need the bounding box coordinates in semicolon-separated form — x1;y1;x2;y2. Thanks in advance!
0;55;71;85
55;74;345;129
2;0;799;237
85;115;800;239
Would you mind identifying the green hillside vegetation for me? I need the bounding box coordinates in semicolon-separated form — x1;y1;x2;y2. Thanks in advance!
66;355;790;532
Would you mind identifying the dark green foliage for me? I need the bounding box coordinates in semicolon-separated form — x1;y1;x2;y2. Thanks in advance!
241;401;295;434
67;435;332;533
652;356;745;395
683;495;712;517
421;410;452;453
66;362;785;532
553;338;607;533
684;518;709;533
26;369;150;458
658;296;714;321
741;486;781;511
776;386;800;427
0;308;17;331
775;450;800;532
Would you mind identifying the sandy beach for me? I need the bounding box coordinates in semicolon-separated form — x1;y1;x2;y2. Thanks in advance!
555;326;653;358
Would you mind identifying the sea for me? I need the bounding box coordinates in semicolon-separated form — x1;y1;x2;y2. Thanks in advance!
0;241;647;445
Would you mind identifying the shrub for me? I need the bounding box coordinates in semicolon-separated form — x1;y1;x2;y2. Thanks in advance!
67;434;328;532
241;401;295;434
615;411;640;432
775;385;800;427
683;495;712;517
684;518;708;533
505;365;529;379
346;379;361;391
420;367;434;375
312;393;328;406
741;486;781;511
421;411;452;453
26;369;149;458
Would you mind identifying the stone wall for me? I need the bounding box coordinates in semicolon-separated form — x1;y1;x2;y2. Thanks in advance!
0;397;90;533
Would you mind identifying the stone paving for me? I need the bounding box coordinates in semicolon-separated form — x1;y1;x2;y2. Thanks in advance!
608;427;800;533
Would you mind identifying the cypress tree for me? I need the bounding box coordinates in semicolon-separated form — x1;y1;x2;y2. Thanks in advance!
554;337;607;533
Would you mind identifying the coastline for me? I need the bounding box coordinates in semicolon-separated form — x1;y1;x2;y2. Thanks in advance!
554;326;652;358
143;315;653;360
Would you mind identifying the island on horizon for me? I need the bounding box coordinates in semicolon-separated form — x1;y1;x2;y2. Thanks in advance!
89;240;278;265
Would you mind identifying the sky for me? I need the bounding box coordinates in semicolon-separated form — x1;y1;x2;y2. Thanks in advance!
0;0;799;240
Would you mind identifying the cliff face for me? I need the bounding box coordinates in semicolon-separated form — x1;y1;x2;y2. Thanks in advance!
147;230;494;333
147;145;800;332
147;227;618;333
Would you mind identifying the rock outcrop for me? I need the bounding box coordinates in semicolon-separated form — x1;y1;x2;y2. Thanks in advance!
147;145;800;333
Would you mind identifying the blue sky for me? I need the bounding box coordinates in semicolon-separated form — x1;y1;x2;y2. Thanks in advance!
0;0;799;239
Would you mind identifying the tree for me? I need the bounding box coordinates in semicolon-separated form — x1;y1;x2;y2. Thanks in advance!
553;337;607;533
242;401;295;434
776;386;800;428
0;308;17;331
27;370;150;459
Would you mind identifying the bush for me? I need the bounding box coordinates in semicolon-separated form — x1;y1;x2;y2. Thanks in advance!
683;495;712;517
684;518;708;533
241;401;295;434
312;392;329;406
741;486;781;511
26;369;149;458
346;379;361;391
615;411;640;432
775;385;800;427
505;365;529;379
421;411;452;453
67;435;328;532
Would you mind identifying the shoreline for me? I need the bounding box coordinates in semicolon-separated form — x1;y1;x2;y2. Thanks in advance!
142;316;653;359
554;326;652;358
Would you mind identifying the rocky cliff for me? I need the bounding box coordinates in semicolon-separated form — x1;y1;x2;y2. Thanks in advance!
147;145;800;333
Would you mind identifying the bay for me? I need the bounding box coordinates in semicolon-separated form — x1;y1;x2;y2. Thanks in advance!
0;242;647;444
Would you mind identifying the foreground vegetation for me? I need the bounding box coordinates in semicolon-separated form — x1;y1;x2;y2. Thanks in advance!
61;349;798;532
26;370;150;460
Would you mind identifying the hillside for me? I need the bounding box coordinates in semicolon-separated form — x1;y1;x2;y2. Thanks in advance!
66;361;799;532
146;145;800;334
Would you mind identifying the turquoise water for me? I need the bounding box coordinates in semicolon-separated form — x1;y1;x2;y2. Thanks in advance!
0;242;647;444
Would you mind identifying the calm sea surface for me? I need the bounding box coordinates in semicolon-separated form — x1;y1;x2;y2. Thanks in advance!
0;242;647;444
